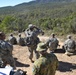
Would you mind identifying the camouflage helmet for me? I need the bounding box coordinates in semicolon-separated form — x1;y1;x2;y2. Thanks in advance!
67;35;72;39
28;24;34;29
37;42;47;52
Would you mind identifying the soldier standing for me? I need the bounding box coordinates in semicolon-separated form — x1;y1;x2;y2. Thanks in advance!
63;35;76;56
32;42;59;75
25;24;44;62
45;33;59;53
0;32;16;69
8;33;17;45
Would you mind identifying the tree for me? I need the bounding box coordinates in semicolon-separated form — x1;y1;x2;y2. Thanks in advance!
0;16;16;33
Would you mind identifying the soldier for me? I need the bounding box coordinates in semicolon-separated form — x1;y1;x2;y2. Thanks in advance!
32;42;59;75
63;35;76;56
45;33;59;53
17;33;25;46
25;24;44;37
25;24;44;62
0;32;16;69
8;33;17;45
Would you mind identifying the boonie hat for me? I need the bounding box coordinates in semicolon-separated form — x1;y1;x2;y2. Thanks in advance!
37;42;47;52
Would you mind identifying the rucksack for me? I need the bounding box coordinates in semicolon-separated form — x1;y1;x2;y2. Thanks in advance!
67;40;75;49
49;38;58;48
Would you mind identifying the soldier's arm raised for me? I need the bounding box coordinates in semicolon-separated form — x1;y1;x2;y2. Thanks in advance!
34;26;44;35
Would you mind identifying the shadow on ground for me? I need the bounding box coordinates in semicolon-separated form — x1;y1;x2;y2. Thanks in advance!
55;49;76;56
14;58;30;67
58;61;76;72
54;48;65;53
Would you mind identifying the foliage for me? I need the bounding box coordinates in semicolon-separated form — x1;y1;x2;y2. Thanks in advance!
0;2;76;34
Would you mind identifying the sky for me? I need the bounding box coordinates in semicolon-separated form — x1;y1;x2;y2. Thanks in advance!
0;0;33;7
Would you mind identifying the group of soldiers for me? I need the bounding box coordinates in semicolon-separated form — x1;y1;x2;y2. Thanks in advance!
8;33;25;46
0;24;76;75
45;33;76;56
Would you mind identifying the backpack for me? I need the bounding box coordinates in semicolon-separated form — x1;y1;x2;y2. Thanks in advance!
67;40;75;49
49;38;58;48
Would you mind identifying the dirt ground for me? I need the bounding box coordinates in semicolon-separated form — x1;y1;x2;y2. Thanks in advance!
13;36;76;75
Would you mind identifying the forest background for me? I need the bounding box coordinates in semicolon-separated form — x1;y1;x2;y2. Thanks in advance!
0;0;76;36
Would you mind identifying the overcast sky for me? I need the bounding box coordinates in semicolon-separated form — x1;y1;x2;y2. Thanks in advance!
0;0;33;7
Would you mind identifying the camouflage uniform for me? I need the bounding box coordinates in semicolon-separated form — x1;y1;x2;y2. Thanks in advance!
45;33;59;52
8;33;17;45
32;43;59;75
0;32;16;69
0;57;3;67
25;24;44;37
25;24;44;62
63;35;76;55
17;33;25;46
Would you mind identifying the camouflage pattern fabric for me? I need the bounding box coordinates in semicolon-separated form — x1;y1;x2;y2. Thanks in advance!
25;36;40;47
45;37;59;52
0;57;3;67
32;53;58;75
25;26;42;46
17;37;25;46
9;36;17;45
25;26;42;61
0;40;16;69
25;26;44;37
28;44;39;60
25;28;31;37
26;33;40;60
64;39;76;52
25;33;40;61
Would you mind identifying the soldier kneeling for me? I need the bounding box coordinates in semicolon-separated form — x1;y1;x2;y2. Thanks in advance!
63;35;76;56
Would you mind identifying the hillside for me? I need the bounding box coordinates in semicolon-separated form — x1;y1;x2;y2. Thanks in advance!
35;0;73;3
0;0;76;34
0;0;76;15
